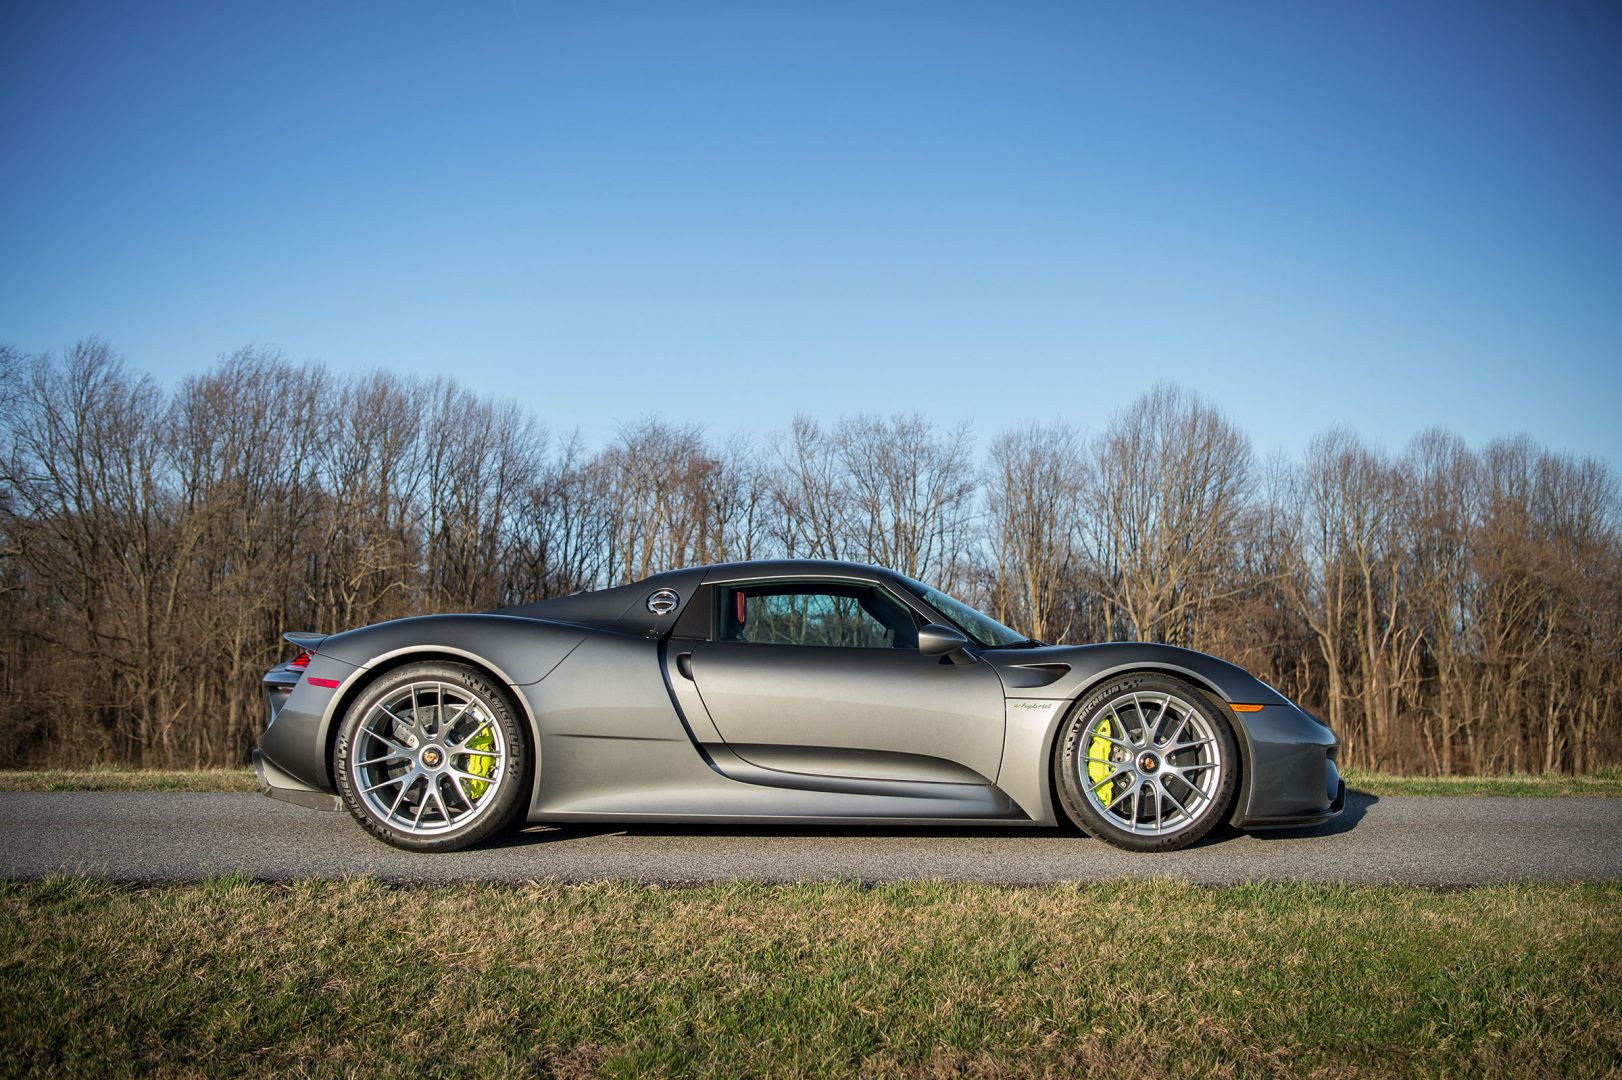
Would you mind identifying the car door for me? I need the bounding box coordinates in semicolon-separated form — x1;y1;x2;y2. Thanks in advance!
683;579;1007;785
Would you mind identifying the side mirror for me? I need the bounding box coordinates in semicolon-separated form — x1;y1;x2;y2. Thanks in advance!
918;623;970;657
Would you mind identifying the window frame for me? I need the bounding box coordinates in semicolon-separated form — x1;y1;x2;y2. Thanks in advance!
703;576;933;651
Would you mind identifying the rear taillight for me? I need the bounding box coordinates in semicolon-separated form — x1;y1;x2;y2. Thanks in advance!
289;650;312;672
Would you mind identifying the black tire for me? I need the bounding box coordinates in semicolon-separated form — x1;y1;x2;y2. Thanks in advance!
1053;673;1238;852
334;661;530;852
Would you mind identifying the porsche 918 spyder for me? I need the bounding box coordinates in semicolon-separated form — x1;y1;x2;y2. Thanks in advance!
254;560;1343;852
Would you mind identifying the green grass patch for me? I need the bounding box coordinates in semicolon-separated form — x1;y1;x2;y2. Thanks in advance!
0;768;257;793
1343;767;1622;798
2;878;1618;1077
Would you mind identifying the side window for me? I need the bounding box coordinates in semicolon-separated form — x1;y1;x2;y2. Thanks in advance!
716;584;919;649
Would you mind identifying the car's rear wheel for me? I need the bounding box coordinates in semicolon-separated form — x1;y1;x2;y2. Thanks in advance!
1053;673;1237;852
334;661;529;852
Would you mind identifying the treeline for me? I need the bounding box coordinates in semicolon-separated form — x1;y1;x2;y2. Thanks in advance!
2;340;1619;774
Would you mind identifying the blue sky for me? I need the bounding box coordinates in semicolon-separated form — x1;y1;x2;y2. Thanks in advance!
3;1;1620;466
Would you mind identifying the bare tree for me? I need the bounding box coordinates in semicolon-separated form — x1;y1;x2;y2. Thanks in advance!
1;343;1619;776
4;341;175;762
835;414;976;589
166;349;327;762
1080;384;1253;646
421;382;544;610
308;371;426;629
984;424;1085;642
771;415;853;562
600;418;720;584
505;431;612;600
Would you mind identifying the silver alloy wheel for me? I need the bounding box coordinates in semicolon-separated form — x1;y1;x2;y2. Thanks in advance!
349;680;507;836
1076;690;1223;837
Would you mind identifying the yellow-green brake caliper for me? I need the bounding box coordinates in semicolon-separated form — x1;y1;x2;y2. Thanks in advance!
1087;717;1114;806
463;727;496;800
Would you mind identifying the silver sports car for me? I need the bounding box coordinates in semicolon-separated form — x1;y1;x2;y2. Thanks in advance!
255;560;1343;853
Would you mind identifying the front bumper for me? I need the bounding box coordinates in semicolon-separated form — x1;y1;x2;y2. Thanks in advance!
1231;703;1345;829
1242;775;1345;829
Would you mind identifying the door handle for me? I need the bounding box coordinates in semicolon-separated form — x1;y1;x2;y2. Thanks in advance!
676;652;694;680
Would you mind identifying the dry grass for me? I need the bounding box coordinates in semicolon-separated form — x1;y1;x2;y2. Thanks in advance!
2;877;1619;1077
1342;768;1622;798
0;768;257;792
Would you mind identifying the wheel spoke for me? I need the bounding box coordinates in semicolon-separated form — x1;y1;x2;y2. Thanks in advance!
444;697;475;736
1163;710;1191;748
1134;696;1154;745
363;727;410;754
387;772;417;819
1106;708;1139;747
1150;696;1171;744
360;773;406;795
1169;760;1218;776
1088;769;1129;796
1160;781;1194;822
377;703;414;737
1092;730;1136;751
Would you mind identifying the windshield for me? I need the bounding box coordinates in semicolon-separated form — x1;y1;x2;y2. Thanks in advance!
900;577;1034;648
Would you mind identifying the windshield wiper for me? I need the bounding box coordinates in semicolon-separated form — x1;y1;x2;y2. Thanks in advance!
988;637;1046;649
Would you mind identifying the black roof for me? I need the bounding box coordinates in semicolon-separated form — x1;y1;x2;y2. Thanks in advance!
657;558;905;585
497;560;919;632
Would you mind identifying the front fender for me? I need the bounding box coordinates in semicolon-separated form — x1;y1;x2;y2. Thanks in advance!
990;643;1317;827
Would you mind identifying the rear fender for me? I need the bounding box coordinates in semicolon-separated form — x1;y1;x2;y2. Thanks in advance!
259;615;594;800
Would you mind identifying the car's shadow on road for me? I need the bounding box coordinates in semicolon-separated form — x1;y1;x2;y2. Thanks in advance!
472;791;1377;851
481;821;1057;849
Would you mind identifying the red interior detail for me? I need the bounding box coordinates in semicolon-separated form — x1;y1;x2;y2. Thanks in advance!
735;590;747;626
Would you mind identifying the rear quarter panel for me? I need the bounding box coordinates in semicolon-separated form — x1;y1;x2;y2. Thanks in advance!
258;614;595;793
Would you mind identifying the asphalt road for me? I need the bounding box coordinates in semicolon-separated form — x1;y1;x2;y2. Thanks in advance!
3;791;1619;886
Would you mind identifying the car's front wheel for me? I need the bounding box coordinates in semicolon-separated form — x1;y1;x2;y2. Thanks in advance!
334;661;529;852
1053;674;1237;852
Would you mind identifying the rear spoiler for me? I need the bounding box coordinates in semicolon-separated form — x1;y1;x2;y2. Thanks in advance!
284;631;328;654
